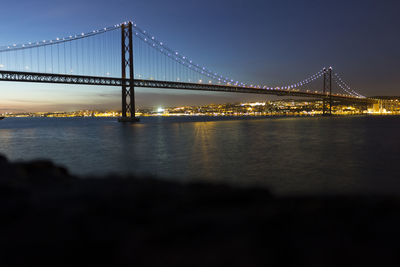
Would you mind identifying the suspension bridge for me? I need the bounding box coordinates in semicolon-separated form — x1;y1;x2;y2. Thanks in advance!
0;21;387;121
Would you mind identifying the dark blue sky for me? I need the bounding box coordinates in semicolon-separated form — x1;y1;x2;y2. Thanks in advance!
0;0;399;111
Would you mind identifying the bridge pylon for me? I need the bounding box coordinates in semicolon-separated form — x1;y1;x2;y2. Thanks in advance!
118;21;139;123
322;67;333;116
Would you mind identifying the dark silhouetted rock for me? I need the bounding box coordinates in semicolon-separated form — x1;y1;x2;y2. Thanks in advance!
0;153;399;267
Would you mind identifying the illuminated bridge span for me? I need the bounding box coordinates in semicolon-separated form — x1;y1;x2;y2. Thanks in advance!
0;21;380;121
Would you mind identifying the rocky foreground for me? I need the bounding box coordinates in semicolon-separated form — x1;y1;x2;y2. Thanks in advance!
1;154;400;267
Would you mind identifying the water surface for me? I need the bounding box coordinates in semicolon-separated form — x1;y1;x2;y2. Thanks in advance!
1;116;399;195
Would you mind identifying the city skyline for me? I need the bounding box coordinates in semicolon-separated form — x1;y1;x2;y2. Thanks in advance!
0;0;399;112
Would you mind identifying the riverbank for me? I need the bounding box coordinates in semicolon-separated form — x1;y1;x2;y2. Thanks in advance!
1;154;400;266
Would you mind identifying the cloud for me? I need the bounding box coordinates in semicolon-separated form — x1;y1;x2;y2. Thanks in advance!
97;92;120;98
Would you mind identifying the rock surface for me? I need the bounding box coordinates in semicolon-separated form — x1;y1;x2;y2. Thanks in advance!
1;154;400;266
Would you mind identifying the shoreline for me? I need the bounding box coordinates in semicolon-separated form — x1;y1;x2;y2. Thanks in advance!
3;113;399;119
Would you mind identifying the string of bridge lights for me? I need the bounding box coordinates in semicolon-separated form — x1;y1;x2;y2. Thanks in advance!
333;75;356;96
132;23;360;98
131;22;328;91
0;20;365;98
0;25;121;53
131;22;363;97
333;72;365;98
268;69;325;90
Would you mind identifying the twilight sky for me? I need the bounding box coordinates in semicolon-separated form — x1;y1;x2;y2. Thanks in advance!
0;0;399;112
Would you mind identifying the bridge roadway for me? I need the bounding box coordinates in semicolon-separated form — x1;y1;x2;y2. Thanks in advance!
0;70;373;103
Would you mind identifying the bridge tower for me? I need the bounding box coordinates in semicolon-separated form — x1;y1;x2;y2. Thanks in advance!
322;67;333;115
118;21;139;123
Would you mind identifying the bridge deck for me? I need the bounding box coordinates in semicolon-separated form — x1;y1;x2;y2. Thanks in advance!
0;70;371;103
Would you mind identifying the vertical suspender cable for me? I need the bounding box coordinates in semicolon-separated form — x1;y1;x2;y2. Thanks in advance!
82;39;84;75
44;46;47;73
63;42;66;74
76;40;79;74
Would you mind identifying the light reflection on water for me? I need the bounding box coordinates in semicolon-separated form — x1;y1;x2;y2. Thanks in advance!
1;116;399;195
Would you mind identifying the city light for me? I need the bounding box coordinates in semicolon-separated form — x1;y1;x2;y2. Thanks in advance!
4;99;394;118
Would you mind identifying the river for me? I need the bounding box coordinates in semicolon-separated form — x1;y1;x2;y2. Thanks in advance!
1;116;399;195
